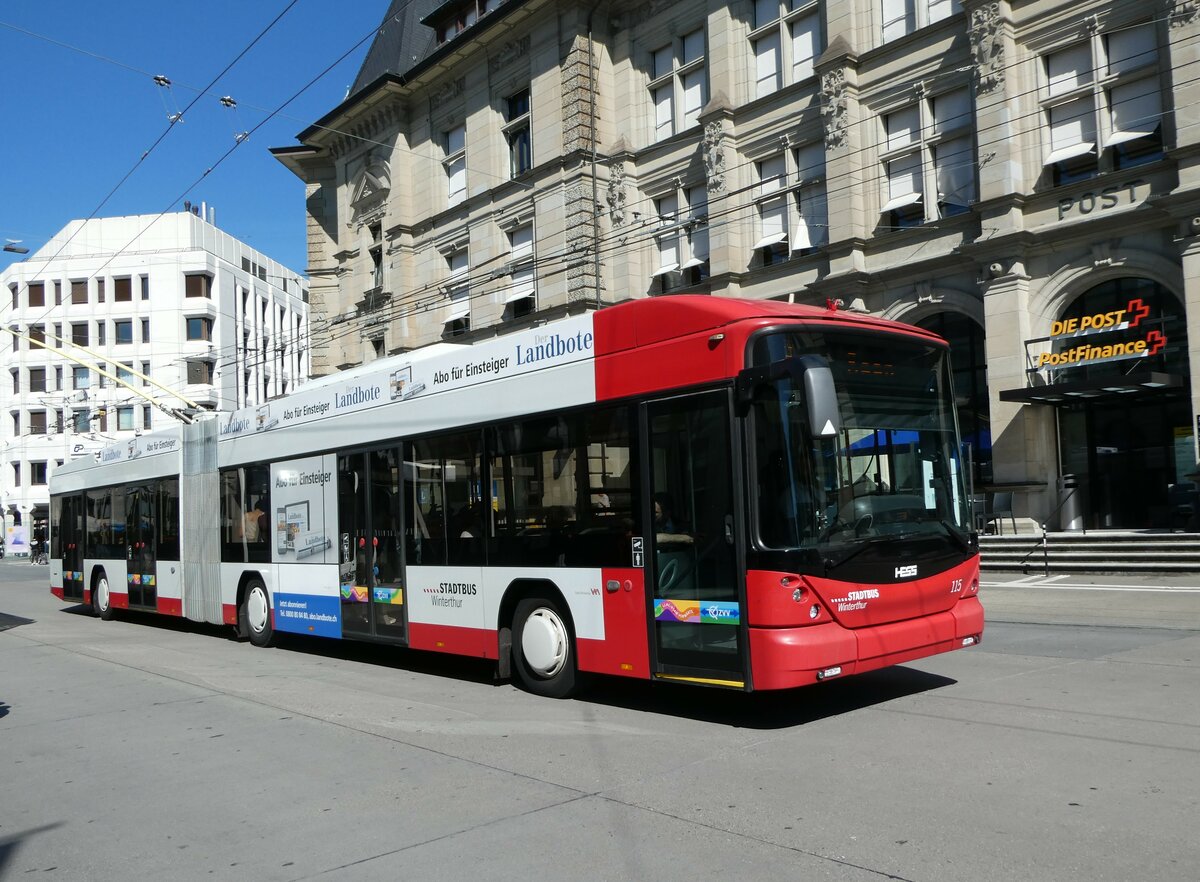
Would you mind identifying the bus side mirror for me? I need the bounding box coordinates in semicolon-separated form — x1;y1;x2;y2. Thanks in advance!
798;356;840;438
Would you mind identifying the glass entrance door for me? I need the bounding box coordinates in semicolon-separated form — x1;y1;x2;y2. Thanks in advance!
646;390;745;684
338;449;406;640
125;483;157;609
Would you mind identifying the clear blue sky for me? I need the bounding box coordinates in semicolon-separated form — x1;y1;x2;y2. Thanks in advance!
0;0;386;276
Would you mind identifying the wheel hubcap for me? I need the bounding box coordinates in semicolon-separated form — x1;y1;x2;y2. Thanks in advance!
247;587;269;634
521;608;568;677
97;578;109;611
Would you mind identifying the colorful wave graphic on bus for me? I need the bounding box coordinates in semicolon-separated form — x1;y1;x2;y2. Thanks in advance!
340;584;370;603
655;599;741;625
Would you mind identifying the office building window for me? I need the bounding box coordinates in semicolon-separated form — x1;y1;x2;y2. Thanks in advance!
72;366;90;390
444;123;467;206
71;323;88;346
650;29;707;140
141;275;150;300
186;317;213;341
141;318;150;342
751;1;820;99
114;277;132;301
115;319;133;345
504;89;532;178
881;0;961;43
31;461;47;486
504;224;535;314
71;280;87;304
54;281;62;305
29;367;46;393
879;87;975;228
117;406;135;432
28;282;45;307
1041;24;1163;185
97;322;106;346
29;411;47;435
185;274;213;298
444;250;470;336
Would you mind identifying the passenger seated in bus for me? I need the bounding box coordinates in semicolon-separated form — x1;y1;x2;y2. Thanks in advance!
234;502;267;543
654;493;692;545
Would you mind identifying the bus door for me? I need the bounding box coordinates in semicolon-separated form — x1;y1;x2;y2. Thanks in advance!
645;390;748;687
125;483;157;609
58;494;86;602
338;448;406;641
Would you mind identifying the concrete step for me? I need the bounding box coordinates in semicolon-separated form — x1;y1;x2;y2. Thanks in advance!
979;531;1200;573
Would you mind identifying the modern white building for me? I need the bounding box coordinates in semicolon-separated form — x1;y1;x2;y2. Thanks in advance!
1;210;309;553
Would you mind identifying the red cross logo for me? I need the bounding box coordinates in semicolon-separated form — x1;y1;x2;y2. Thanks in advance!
1126;298;1150;328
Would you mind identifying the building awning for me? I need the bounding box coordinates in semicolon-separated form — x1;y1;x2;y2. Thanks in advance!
999;372;1183;405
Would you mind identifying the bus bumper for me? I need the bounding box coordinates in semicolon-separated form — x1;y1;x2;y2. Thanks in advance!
748;596;984;691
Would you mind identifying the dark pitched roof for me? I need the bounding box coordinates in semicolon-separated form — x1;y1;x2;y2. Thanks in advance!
348;0;442;97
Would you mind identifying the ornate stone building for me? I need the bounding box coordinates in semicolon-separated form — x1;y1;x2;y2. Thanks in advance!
273;0;1200;531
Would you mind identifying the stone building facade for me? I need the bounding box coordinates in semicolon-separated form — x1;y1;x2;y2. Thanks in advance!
273;0;1200;531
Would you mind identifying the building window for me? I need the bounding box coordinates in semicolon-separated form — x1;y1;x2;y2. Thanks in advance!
117;363;135;386
114;320;133;345
650;29;707;140
1041;24;1163;185
143;405;152;430
29;367;46;393
28;282;45;307
96;322;106;346
141;361;150;386
117;406;134;432
54;281;62;305
29;325;45;348
444;250;471;336
504;224;536;315
71;280;87;304
71;322;89;346
114;277;132;301
54;366;62;391
73;409;90;433
72;366;90;390
9;285;16;310
98;362;110;388
879;87;975;229
752;141;829;261
12;463;20;488
140;275;150;300
29;411;47;435
752;0;820;99
141;318;150;342
186;317;213;341
31;461;47;486
186;360;215;384
652;192;683;291
97;278;105;302
185;274;213;298
683;185;710;284
504;89;532;178
881;0;961;43
10;370;17;394
444;123;467;207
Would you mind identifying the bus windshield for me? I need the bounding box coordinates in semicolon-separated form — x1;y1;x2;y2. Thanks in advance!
750;329;971;555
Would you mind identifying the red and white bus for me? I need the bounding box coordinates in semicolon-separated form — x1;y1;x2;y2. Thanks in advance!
50;296;982;696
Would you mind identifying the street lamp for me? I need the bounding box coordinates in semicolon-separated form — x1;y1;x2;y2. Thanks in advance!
4;241;30;254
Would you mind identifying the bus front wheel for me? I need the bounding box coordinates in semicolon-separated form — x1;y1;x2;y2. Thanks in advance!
93;572;114;621
240;579;275;648
511;596;578;698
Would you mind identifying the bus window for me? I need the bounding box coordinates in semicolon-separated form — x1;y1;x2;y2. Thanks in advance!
221;465;271;563
158;478;180;561
407;432;482;566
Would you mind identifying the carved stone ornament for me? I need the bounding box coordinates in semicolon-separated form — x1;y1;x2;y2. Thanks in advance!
489;36;531;73
1170;0;1200;28
430;77;465;109
820;69;849;151
607;161;627;227
969;2;1006;94
703;122;727;194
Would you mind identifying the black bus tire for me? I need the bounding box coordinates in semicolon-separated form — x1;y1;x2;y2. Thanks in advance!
511;596;578;698
240;579;275;648
93;572;115;621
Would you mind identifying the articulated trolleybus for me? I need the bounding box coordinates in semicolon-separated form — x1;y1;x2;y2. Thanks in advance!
50;296;982;697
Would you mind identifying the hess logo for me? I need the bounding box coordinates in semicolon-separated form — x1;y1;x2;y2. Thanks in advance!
895;565;918;579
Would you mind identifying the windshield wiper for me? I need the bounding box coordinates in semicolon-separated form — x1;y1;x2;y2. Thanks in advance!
939;520;974;553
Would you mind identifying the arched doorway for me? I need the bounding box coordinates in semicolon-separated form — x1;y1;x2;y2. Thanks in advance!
915;312;991;491
1052;278;1191;529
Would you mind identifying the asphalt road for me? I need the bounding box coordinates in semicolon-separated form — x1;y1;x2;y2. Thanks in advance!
2;563;1198;881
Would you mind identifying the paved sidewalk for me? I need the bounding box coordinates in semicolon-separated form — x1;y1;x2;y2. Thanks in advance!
981;572;1200;630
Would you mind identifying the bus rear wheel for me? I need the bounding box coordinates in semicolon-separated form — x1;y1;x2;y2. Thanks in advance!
93;572;114;621
240;579;275;648
511;596;578;698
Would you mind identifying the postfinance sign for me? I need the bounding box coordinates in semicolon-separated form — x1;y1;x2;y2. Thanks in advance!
1035;298;1166;370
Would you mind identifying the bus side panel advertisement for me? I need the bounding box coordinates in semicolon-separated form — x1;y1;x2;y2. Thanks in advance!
274;590;341;638
271;455;336;565
407;566;487;630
